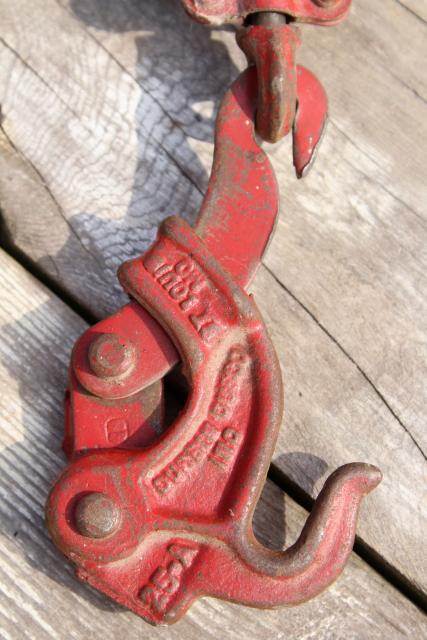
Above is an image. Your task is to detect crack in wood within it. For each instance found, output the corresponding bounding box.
[263,263,426,460]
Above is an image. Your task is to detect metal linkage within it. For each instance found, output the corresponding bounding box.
[47,67,381,625]
[182,0,350,173]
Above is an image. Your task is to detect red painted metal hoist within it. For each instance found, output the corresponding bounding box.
[46,0,382,625]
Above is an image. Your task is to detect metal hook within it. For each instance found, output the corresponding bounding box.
[47,211,381,625]
[237,21,329,175]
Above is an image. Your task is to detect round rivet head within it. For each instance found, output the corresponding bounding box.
[74,493,121,539]
[88,333,136,379]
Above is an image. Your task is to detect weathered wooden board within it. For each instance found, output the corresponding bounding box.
[399,0,427,23]
[0,248,425,638]
[0,0,426,599]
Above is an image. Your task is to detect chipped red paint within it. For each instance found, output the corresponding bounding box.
[236,24,328,156]
[69,67,279,444]
[47,217,381,625]
[68,65,326,455]
[47,66,381,624]
[237,22,301,142]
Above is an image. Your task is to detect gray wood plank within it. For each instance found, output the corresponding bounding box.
[0,0,426,598]
[0,248,425,638]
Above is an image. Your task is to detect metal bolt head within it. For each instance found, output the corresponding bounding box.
[88,333,136,379]
[74,493,121,538]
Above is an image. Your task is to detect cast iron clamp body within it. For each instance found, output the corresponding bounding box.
[46,0,382,626]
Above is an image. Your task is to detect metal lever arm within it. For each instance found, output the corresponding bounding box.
[47,217,381,625]
[67,66,327,456]
[67,67,281,455]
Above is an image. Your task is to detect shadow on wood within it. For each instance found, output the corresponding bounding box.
[0,301,128,612]
[40,0,241,317]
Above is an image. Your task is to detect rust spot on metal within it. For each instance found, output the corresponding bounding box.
[74,493,121,539]
[88,333,136,379]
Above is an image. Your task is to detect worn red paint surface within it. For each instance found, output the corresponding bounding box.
[68,65,326,455]
[237,22,301,142]
[48,219,381,624]
[47,66,381,625]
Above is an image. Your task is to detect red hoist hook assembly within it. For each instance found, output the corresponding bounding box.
[46,0,382,626]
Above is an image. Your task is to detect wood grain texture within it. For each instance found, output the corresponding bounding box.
[0,248,425,638]
[0,0,426,598]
